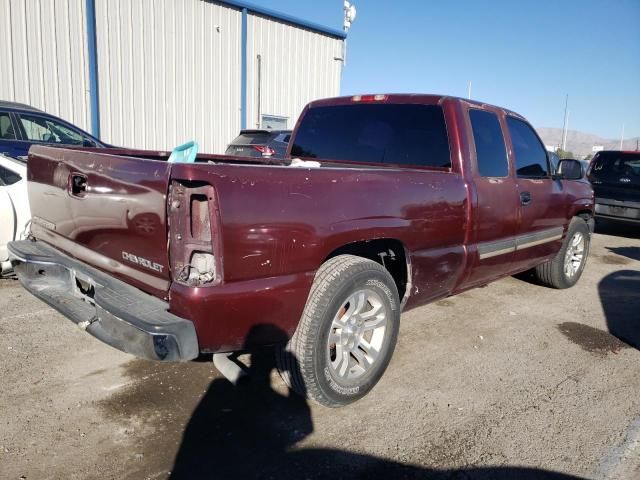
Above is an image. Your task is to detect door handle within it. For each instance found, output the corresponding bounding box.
[520,191,532,206]
[69,174,88,197]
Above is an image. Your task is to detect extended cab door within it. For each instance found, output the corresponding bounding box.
[461,107,520,288]
[505,116,566,271]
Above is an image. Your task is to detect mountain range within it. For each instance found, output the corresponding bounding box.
[536,127,639,158]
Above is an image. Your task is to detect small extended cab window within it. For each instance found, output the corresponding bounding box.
[0,113,16,140]
[291,103,451,169]
[18,114,84,145]
[507,116,549,178]
[469,109,508,177]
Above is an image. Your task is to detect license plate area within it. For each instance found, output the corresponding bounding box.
[71,270,97,305]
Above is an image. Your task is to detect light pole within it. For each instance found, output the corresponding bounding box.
[340,2,357,70]
[344,1,357,32]
[562,110,570,152]
[561,94,569,151]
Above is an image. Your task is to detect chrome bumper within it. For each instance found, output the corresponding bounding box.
[595,198,640,224]
[8,239,199,362]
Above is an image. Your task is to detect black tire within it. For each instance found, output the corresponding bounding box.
[276,255,400,407]
[533,217,591,289]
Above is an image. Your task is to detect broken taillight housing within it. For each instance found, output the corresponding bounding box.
[168,180,222,286]
[254,145,275,156]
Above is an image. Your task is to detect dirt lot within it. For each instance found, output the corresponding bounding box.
[1,222,639,480]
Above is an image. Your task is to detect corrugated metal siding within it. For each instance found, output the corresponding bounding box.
[94,0,241,153]
[246,13,343,130]
[0,0,90,131]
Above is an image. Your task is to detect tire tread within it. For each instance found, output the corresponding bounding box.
[277,255,397,407]
[533,217,590,289]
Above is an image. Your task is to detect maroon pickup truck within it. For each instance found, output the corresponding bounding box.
[9,94,594,407]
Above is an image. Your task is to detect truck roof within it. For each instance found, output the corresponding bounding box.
[307,94,525,119]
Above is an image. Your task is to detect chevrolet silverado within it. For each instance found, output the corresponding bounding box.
[9,94,594,407]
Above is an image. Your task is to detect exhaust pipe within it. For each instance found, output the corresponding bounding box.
[212,352,247,385]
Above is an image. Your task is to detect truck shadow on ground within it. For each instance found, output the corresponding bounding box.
[168,325,585,480]
[599,270,640,350]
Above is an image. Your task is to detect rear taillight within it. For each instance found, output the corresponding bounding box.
[254,145,275,156]
[352,94,388,102]
[168,180,222,286]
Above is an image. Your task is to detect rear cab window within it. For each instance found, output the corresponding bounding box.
[506,116,550,178]
[589,152,640,186]
[291,103,451,169]
[229,132,273,145]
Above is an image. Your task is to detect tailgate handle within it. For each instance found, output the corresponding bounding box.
[70,174,88,197]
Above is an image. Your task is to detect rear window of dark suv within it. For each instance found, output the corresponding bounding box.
[291,103,451,169]
[589,152,640,186]
[229,132,276,145]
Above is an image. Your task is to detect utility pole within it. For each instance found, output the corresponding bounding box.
[620,124,625,150]
[562,110,570,152]
[561,94,569,151]
[467,81,472,100]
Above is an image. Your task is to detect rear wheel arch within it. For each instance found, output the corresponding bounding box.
[277,254,401,406]
[323,238,411,307]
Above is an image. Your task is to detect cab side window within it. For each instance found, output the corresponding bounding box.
[506,116,549,178]
[0,113,17,140]
[18,114,84,145]
[469,109,508,177]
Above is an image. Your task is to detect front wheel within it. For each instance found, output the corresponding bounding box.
[276,255,400,407]
[533,217,590,289]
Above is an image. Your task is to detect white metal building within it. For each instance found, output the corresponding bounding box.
[0,0,346,153]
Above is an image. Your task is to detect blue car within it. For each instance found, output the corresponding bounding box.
[0,101,108,158]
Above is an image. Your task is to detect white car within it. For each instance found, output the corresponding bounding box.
[0,154,30,274]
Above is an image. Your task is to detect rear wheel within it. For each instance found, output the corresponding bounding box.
[533,217,590,289]
[276,255,400,407]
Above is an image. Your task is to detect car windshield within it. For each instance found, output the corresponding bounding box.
[589,152,640,185]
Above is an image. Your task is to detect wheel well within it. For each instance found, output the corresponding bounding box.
[325,239,409,301]
[576,210,593,222]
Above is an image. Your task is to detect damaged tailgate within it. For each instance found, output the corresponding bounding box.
[27,145,172,297]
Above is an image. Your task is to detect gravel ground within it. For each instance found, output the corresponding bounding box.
[0,221,638,480]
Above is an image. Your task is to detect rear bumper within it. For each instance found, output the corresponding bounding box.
[7,239,199,362]
[595,198,640,224]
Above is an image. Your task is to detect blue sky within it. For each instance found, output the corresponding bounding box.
[258,0,640,139]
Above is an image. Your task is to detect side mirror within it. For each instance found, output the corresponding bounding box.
[557,159,583,180]
[83,138,97,148]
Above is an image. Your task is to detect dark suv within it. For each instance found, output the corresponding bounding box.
[0,101,107,158]
[225,130,291,158]
[588,150,640,224]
